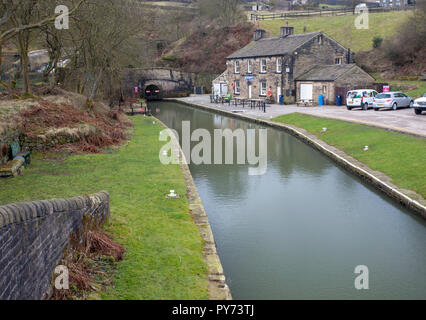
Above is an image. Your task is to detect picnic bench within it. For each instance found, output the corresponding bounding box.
[210,95,268,112]
[0,141,31,178]
[210,94,222,104]
[296,99,314,107]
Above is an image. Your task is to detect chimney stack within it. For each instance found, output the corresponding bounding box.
[280,26,294,38]
[253,29,266,41]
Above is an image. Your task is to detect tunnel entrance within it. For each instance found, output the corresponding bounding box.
[144,85,162,100]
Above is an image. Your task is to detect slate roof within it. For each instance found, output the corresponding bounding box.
[295,64,357,81]
[227,32,321,59]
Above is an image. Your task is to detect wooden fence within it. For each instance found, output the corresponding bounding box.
[250,5,415,21]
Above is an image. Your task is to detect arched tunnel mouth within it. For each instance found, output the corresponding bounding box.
[144,85,162,100]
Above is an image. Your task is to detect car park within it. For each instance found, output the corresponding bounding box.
[373,92,414,111]
[346,89,378,110]
[412,93,426,115]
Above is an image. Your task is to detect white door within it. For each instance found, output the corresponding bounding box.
[220,83,228,96]
[277,86,281,103]
[248,85,252,99]
[300,83,313,100]
[213,84,221,97]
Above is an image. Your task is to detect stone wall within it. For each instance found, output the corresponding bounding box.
[121,68,198,99]
[216,32,350,104]
[217,57,283,103]
[289,34,349,102]
[296,81,336,105]
[335,66,376,86]
[0,191,110,300]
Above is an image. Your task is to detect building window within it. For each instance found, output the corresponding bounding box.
[234,80,240,94]
[276,58,282,73]
[234,60,240,74]
[260,59,267,73]
[335,57,343,65]
[248,60,252,74]
[318,35,323,45]
[260,81,267,96]
[323,85,327,94]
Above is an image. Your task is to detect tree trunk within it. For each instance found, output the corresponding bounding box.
[22,53,30,94]
[17,32,31,94]
[0,44,5,88]
[88,69,103,101]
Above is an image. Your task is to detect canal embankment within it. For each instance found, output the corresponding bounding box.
[169,98,426,218]
[154,116,232,300]
[0,116,212,299]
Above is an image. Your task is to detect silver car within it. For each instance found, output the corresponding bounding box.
[373,91,414,111]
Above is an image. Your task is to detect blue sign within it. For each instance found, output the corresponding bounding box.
[245,76,254,81]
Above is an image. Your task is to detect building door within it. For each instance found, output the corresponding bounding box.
[277,86,281,103]
[300,83,313,100]
[213,84,221,97]
[220,83,228,96]
[248,84,252,99]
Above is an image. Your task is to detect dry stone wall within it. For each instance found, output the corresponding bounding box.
[0,191,110,300]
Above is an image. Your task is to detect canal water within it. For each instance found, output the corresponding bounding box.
[152,101,426,300]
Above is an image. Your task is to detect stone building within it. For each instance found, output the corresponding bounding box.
[213,27,358,104]
[295,64,375,104]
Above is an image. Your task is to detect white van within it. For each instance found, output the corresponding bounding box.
[346,89,378,110]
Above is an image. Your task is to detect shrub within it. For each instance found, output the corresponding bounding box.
[372,36,383,49]
[161,55,177,62]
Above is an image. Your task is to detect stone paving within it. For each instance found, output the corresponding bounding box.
[175,95,426,137]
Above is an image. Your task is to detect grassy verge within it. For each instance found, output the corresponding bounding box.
[259,11,411,52]
[0,116,208,300]
[272,113,426,198]
[372,73,426,99]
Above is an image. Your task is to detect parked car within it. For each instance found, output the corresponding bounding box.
[346,89,378,110]
[373,92,414,111]
[412,93,426,115]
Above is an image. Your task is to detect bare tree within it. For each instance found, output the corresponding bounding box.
[64,0,151,103]
[0,0,85,93]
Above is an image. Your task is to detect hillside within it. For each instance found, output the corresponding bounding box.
[259,11,412,52]
[158,23,255,74]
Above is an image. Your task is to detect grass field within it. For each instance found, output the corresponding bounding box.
[272,113,426,199]
[373,73,426,99]
[259,11,412,52]
[0,116,208,300]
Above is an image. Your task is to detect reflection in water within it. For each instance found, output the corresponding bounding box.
[153,101,426,300]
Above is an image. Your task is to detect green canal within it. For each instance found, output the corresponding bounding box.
[153,101,426,300]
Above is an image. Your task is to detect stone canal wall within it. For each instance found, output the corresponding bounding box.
[170,98,426,219]
[0,191,110,300]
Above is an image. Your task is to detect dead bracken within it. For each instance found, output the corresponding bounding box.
[52,230,124,300]
[13,96,132,154]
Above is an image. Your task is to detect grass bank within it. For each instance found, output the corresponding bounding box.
[259,11,411,52]
[272,113,426,199]
[0,116,208,300]
[372,73,426,99]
